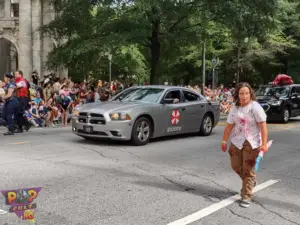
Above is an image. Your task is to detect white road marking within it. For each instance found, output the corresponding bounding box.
[0,209,7,215]
[167,179,280,225]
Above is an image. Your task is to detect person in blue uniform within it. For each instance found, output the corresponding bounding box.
[2,73,20,135]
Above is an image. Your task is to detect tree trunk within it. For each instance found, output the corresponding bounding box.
[150,19,160,85]
[236,43,241,84]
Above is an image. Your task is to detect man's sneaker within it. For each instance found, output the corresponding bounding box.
[4,130,14,135]
[14,128,23,133]
[240,199,251,208]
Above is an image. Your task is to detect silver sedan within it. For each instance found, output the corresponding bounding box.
[71,85,220,145]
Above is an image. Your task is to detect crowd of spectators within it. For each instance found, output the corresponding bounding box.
[184,84,235,115]
[0,76,235,129]
[0,77,124,128]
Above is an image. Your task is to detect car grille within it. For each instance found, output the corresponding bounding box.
[79,112,88,117]
[78,112,106,124]
[78,129,108,136]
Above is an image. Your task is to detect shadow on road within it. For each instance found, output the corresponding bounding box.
[134,179,236,200]
[268,118,300,125]
[253,196,300,212]
[72,130,219,147]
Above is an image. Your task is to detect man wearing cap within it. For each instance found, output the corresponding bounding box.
[14,70,31,132]
[1,73,21,135]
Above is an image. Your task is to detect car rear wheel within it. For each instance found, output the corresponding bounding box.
[281,107,289,123]
[200,114,213,136]
[131,117,151,146]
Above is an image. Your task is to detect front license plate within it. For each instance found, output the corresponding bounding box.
[83,125,93,133]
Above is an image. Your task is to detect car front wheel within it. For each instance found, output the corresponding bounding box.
[131,117,151,146]
[281,107,290,123]
[200,114,213,136]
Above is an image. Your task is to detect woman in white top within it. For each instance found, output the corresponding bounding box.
[221,82,268,208]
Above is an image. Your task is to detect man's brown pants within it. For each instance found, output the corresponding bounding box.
[229,140,259,200]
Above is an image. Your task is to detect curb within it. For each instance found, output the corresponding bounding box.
[220,115,228,120]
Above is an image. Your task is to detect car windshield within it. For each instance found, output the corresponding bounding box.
[256,86,290,97]
[112,87,165,103]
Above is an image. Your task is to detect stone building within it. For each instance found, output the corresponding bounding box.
[0,0,67,81]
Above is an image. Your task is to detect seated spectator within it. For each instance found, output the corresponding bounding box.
[33,92,42,105]
[24,110,39,128]
[29,101,44,127]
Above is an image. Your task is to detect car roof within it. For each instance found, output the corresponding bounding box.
[129,85,198,91]
[259,84,299,88]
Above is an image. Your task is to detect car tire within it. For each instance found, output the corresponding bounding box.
[131,117,152,146]
[281,107,289,123]
[200,114,213,136]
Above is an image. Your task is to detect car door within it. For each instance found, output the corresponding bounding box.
[160,89,189,136]
[292,86,300,116]
[182,90,206,131]
[290,86,300,116]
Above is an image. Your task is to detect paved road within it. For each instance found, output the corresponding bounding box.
[0,119,299,225]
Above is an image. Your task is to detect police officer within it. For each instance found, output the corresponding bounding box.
[2,73,20,135]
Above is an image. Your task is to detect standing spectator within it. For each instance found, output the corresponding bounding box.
[43,83,53,100]
[94,86,100,103]
[57,92,72,127]
[14,70,31,132]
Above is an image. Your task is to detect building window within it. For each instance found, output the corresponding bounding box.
[11,3,18,17]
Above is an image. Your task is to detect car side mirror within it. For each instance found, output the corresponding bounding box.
[205,96,212,105]
[162,98,174,104]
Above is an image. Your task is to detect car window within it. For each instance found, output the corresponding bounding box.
[112,87,164,103]
[183,91,200,102]
[290,86,300,95]
[256,86,290,97]
[163,90,182,104]
[111,88,139,101]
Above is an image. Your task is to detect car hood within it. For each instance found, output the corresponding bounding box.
[77,101,144,113]
[256,96,285,104]
[256,96,272,103]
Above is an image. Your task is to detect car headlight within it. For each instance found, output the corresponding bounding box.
[109,112,131,121]
[268,100,281,106]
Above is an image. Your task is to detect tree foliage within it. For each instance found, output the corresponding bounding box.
[41,0,300,86]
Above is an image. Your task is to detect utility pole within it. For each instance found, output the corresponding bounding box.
[202,43,206,93]
[108,53,112,87]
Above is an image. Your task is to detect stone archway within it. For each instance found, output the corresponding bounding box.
[1,34,19,55]
[0,34,19,77]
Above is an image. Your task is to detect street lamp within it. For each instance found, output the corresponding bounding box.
[108,53,112,86]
